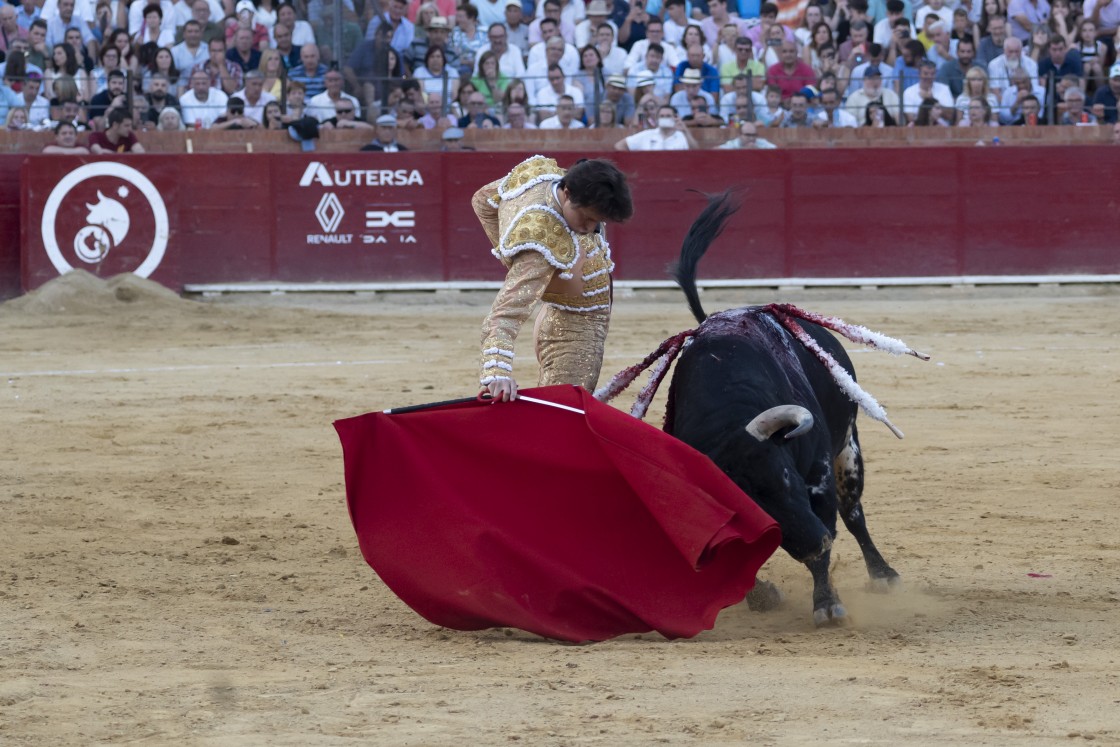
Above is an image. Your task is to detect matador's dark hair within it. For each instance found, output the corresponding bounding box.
[559,158,634,223]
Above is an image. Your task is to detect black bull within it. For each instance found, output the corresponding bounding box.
[596,193,928,626]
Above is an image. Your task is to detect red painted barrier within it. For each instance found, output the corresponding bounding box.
[9,147,1120,297]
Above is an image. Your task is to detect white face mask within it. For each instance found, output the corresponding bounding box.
[657,116,676,129]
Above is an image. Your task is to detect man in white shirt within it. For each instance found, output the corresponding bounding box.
[625,18,680,73]
[307,69,360,121]
[172,20,209,91]
[614,103,697,149]
[527,17,579,75]
[525,36,569,97]
[539,94,586,127]
[592,22,627,75]
[844,64,901,118]
[902,59,955,121]
[474,21,528,77]
[626,42,675,98]
[502,102,538,128]
[574,0,615,48]
[535,63,585,121]
[815,87,859,126]
[669,68,714,117]
[232,70,277,123]
[179,68,228,127]
[987,36,1039,96]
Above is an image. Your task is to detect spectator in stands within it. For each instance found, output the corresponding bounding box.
[781,91,814,127]
[46,42,91,102]
[626,18,679,73]
[225,0,270,50]
[194,37,242,95]
[1075,19,1105,94]
[360,113,409,150]
[846,64,900,117]
[504,0,530,59]
[528,16,579,77]
[180,67,228,126]
[988,36,1038,96]
[863,99,898,125]
[472,49,511,106]
[107,29,141,79]
[718,119,778,148]
[419,91,457,127]
[1007,93,1044,123]
[50,97,88,130]
[232,69,275,122]
[89,107,145,151]
[276,2,315,47]
[135,4,175,48]
[593,22,626,76]
[1113,120,1120,143]
[143,72,181,124]
[413,40,459,103]
[676,43,720,94]
[960,96,998,124]
[290,42,329,98]
[1059,85,1097,122]
[321,97,374,129]
[176,0,224,45]
[998,66,1046,121]
[535,62,585,120]
[172,20,209,86]
[626,42,673,99]
[681,93,724,126]
[873,0,913,46]
[668,67,714,116]
[142,46,179,94]
[755,83,787,125]
[803,22,836,72]
[615,103,697,149]
[501,77,531,113]
[602,74,634,124]
[476,21,526,78]
[227,27,261,74]
[617,0,649,49]
[261,99,284,129]
[1038,33,1083,91]
[718,72,761,120]
[525,34,565,98]
[210,95,259,128]
[1007,0,1050,43]
[768,40,816,103]
[938,37,981,98]
[903,59,955,121]
[923,21,956,68]
[365,0,414,57]
[5,105,30,130]
[912,96,951,125]
[283,78,307,120]
[747,2,794,47]
[720,36,763,91]
[270,21,301,70]
[503,101,536,127]
[256,48,282,98]
[893,39,926,93]
[572,44,605,100]
[88,69,128,127]
[0,5,29,57]
[539,92,584,127]
[977,12,1008,67]
[308,68,358,121]
[816,86,859,126]
[450,3,487,76]
[1091,62,1120,123]
[954,67,998,118]
[42,119,89,152]
[25,19,49,72]
[458,88,501,127]
[45,0,91,56]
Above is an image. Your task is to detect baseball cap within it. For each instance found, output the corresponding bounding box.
[235,0,254,15]
[863,64,882,78]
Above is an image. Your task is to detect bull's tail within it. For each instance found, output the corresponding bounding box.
[670,191,741,324]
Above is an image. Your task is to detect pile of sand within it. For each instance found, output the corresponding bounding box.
[2,270,194,315]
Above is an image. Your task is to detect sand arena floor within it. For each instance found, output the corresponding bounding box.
[1,272,1118,746]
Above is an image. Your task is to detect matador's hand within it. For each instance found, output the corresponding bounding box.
[482,378,519,402]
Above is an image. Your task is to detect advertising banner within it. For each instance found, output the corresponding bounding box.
[21,158,180,292]
[271,155,445,282]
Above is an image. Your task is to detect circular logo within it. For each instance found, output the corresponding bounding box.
[41,162,169,278]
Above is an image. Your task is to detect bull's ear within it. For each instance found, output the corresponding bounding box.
[745,405,813,442]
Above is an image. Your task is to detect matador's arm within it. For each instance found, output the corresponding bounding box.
[480,251,555,387]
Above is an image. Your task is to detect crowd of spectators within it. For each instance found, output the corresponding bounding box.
[3,0,1120,152]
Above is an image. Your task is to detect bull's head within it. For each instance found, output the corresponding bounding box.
[746,405,814,442]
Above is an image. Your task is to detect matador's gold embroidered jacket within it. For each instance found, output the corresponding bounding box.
[473,155,614,387]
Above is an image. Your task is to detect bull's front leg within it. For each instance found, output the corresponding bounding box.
[835,424,901,591]
[805,547,847,627]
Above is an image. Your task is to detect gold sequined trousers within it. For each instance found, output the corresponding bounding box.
[533,306,610,391]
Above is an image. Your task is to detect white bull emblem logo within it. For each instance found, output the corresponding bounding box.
[73,189,131,263]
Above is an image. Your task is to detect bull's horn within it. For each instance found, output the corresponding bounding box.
[745,405,814,442]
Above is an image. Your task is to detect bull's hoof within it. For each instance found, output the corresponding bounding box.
[867,573,903,594]
[813,603,848,627]
[746,580,783,612]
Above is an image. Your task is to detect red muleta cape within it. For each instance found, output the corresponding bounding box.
[334,385,781,643]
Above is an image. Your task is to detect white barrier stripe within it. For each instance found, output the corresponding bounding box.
[1,359,400,379]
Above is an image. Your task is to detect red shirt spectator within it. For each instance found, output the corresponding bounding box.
[768,40,817,101]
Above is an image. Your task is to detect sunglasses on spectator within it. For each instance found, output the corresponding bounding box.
[337,107,355,114]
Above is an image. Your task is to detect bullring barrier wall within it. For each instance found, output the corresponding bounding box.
[6,146,1120,300]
